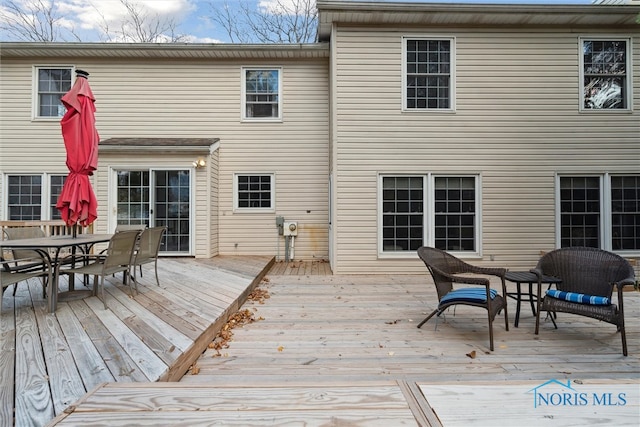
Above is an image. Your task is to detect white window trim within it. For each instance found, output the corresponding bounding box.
[555,173,640,256]
[107,167,195,256]
[377,173,481,259]
[401,36,456,113]
[32,65,75,121]
[233,173,276,213]
[241,67,283,122]
[578,36,633,113]
[3,173,66,220]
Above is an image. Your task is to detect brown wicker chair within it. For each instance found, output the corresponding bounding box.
[532,247,635,356]
[417,247,509,351]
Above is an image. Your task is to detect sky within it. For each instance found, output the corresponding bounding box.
[0,0,607,43]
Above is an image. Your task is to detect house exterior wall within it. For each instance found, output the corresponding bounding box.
[0,55,330,260]
[215,61,329,260]
[330,26,640,274]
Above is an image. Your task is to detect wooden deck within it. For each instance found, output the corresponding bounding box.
[1,256,273,427]
[3,260,639,426]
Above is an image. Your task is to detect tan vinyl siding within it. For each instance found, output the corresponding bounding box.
[0,61,74,174]
[1,56,329,261]
[331,27,640,274]
[214,62,329,260]
[209,146,220,257]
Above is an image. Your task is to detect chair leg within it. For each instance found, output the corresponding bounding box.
[503,302,509,332]
[92,275,99,296]
[488,311,494,352]
[548,312,558,329]
[417,308,440,329]
[129,266,138,296]
[619,323,628,357]
[99,276,107,310]
[131,265,138,295]
[154,260,160,286]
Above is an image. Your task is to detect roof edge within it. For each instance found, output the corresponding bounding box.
[0,42,330,59]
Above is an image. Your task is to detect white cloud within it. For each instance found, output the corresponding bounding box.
[258,0,316,15]
[57,0,196,41]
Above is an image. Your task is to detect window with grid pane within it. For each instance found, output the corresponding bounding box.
[405,38,451,109]
[237,175,273,209]
[582,40,628,110]
[382,177,424,251]
[243,69,280,119]
[611,176,640,251]
[434,177,476,251]
[7,175,42,220]
[560,177,601,248]
[36,67,72,117]
[117,171,150,224]
[50,175,66,220]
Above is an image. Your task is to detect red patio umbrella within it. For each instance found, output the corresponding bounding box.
[56,69,99,230]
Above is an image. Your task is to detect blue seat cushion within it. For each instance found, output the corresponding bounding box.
[546,289,610,306]
[440,288,498,305]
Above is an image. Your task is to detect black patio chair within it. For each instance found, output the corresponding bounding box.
[532,247,635,356]
[417,247,509,351]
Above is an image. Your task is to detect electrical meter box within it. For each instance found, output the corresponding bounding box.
[283,222,298,236]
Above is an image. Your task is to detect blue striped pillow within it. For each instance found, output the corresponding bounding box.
[546,289,610,306]
[440,288,498,305]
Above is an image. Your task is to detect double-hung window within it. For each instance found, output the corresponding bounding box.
[242,68,281,121]
[6,174,67,220]
[234,174,275,211]
[380,174,478,255]
[580,38,631,111]
[403,37,455,111]
[558,174,639,253]
[34,66,72,118]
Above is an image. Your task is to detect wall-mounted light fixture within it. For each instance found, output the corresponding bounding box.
[193,158,206,169]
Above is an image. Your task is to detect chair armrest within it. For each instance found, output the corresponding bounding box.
[56,254,104,268]
[466,265,506,279]
[430,265,491,286]
[450,274,491,286]
[613,277,636,291]
[2,255,50,272]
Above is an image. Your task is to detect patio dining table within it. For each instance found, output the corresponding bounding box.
[0,233,113,312]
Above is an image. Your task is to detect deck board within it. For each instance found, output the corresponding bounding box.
[0,293,16,425]
[14,284,55,427]
[49,383,420,426]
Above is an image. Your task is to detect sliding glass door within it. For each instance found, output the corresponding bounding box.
[115,169,192,255]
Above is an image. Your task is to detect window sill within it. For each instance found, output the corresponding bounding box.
[241,118,283,123]
[578,108,633,114]
[401,108,456,114]
[32,117,63,122]
[378,251,481,260]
